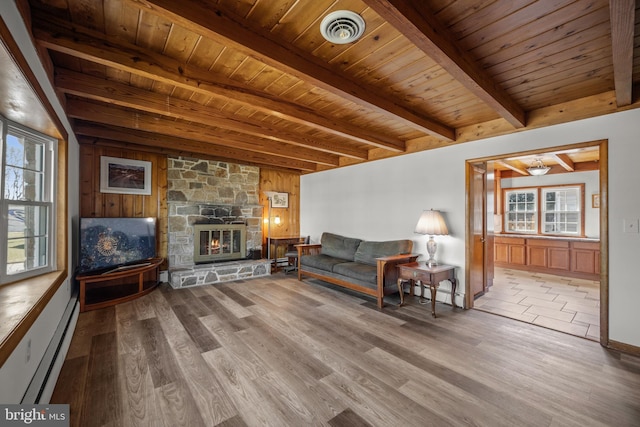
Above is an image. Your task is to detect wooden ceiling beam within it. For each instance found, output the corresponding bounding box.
[31,13,405,152]
[609,0,635,106]
[453,91,622,145]
[553,153,575,172]
[74,125,311,172]
[123,0,455,140]
[496,160,528,176]
[363,0,526,129]
[498,162,599,178]
[76,136,304,174]
[66,99,338,167]
[55,68,368,160]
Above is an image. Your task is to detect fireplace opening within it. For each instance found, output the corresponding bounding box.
[194,223,246,263]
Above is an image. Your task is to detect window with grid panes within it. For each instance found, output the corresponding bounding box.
[505,189,537,233]
[542,186,581,235]
[0,117,56,283]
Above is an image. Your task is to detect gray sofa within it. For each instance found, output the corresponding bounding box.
[297,232,418,308]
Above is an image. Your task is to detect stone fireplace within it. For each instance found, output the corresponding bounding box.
[166,157,270,287]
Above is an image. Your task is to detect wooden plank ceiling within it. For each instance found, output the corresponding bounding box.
[25,0,639,174]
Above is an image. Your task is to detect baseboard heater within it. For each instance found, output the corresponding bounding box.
[21,292,79,404]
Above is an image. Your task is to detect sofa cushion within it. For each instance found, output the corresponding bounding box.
[320,232,362,261]
[354,239,413,266]
[300,254,347,272]
[333,262,377,284]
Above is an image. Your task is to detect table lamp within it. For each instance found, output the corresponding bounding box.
[414,209,449,267]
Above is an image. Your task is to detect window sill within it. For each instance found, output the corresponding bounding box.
[0,270,67,367]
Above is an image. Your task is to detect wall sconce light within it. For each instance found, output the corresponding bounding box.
[265,216,282,225]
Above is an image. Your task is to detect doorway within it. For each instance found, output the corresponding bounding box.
[465,140,608,345]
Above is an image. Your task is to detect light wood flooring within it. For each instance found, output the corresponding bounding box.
[51,274,640,426]
[475,268,601,341]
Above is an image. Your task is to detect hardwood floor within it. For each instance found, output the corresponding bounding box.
[51,274,640,426]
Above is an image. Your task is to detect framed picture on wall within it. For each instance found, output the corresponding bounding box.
[100,156,152,195]
[271,192,289,208]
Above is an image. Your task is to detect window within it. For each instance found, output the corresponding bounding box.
[0,117,56,283]
[542,186,581,235]
[503,184,584,236]
[505,189,537,233]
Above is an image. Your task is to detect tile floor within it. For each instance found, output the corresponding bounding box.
[474,267,601,341]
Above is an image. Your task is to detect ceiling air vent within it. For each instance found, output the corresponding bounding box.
[320,10,366,44]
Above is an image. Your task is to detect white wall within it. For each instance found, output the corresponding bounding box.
[501,170,600,238]
[0,0,80,402]
[301,109,640,348]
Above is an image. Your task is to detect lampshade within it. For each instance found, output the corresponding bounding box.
[526,158,550,176]
[414,210,449,236]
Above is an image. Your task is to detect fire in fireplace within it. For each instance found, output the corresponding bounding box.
[194,223,246,263]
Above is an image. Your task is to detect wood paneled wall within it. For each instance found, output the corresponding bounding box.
[79,145,301,266]
[79,145,168,265]
[260,169,301,241]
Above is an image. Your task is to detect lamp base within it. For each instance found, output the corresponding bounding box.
[426,236,438,268]
[425,258,438,268]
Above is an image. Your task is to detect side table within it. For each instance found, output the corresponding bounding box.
[396,262,457,317]
[267,236,303,272]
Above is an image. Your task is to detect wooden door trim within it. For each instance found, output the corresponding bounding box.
[598,140,609,346]
[465,139,609,346]
[464,162,476,309]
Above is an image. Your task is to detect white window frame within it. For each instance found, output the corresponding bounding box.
[504,189,538,233]
[0,117,57,283]
[541,185,583,236]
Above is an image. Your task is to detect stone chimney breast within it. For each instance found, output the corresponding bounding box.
[167,157,262,268]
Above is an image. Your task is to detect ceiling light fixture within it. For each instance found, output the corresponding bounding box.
[320,10,366,44]
[527,158,550,176]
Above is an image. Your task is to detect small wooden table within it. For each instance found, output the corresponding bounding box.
[267,236,303,272]
[396,262,457,317]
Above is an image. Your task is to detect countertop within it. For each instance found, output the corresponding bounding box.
[492,233,599,243]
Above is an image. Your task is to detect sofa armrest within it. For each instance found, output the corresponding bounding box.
[297,244,322,280]
[375,254,420,308]
[376,253,420,264]
[297,243,322,257]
